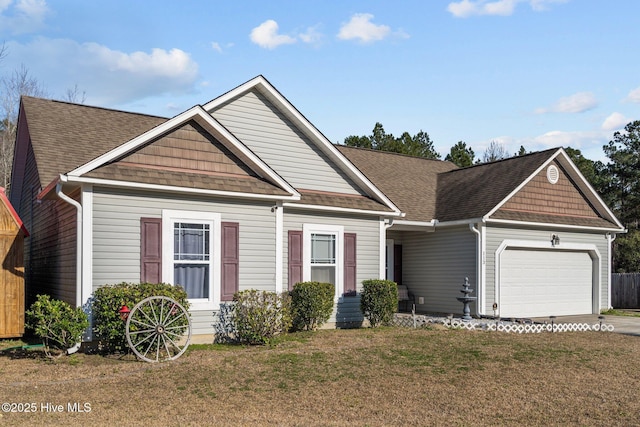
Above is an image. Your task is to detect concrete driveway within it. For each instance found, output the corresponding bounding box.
[531,313,640,336]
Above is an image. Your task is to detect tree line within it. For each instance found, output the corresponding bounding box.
[343,121,640,273]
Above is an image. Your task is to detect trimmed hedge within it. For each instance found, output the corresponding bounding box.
[92,282,189,352]
[360,279,398,327]
[290,281,335,331]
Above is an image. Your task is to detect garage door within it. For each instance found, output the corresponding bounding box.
[500,249,593,318]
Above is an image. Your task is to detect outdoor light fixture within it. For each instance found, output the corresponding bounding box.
[118,305,131,321]
[551,234,560,246]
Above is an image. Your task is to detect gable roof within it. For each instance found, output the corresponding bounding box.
[337,145,457,222]
[204,75,402,216]
[19,96,166,190]
[340,145,623,231]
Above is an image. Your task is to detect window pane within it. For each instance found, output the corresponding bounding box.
[174,223,210,260]
[311,233,335,264]
[311,266,335,285]
[174,264,209,299]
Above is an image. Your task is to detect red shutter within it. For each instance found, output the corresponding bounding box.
[288,230,303,291]
[344,233,357,296]
[221,222,239,301]
[140,218,162,283]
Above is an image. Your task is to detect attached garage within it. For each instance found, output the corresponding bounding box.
[497,243,599,318]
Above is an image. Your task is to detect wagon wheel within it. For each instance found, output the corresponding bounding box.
[125,296,192,363]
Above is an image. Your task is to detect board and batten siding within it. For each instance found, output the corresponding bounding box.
[211,90,364,195]
[400,226,477,315]
[283,209,382,325]
[91,187,278,334]
[484,225,611,313]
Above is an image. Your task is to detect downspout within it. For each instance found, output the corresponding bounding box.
[55,179,83,310]
[469,223,482,317]
[607,232,617,310]
[55,179,83,353]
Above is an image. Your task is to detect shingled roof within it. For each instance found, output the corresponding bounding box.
[435,149,557,222]
[339,145,621,229]
[337,145,457,221]
[21,96,167,189]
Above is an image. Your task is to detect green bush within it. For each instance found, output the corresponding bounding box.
[91,282,189,352]
[290,281,335,331]
[360,279,398,327]
[26,294,89,357]
[232,290,292,345]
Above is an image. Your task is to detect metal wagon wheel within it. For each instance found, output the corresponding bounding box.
[125,296,192,363]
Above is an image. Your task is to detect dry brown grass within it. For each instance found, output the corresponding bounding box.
[1,327,639,426]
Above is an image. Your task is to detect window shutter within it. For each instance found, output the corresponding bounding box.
[288,230,303,291]
[221,222,239,301]
[140,218,162,283]
[344,233,357,296]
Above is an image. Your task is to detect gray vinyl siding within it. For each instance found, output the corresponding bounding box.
[484,225,611,313]
[400,226,477,315]
[211,90,364,195]
[283,209,382,326]
[91,187,277,334]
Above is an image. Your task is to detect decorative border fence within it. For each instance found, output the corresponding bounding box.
[393,313,614,333]
[611,273,640,309]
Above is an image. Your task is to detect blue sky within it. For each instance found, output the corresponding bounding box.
[1,0,639,162]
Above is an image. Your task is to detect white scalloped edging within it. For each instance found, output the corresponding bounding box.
[392,314,614,333]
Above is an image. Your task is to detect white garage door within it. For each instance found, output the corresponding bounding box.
[500,249,593,318]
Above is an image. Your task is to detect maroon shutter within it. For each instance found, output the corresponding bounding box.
[221,222,239,301]
[344,233,357,296]
[140,218,162,283]
[288,230,303,291]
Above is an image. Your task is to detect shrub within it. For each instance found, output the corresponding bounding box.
[91,282,189,352]
[360,279,398,327]
[290,281,335,331]
[231,290,292,345]
[26,294,89,357]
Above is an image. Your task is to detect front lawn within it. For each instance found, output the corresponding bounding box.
[1,327,638,426]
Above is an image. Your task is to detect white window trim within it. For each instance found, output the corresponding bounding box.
[162,210,221,311]
[303,224,344,301]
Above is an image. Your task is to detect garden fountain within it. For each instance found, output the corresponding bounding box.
[456,277,477,321]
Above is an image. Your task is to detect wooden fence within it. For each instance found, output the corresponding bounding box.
[611,273,640,309]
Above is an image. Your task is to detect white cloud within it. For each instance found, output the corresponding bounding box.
[299,25,323,44]
[602,112,630,131]
[4,38,199,106]
[625,86,640,103]
[0,0,48,34]
[447,0,568,18]
[337,13,391,43]
[211,42,223,53]
[250,20,296,49]
[535,92,598,114]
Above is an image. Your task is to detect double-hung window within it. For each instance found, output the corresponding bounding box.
[303,224,343,300]
[163,210,221,310]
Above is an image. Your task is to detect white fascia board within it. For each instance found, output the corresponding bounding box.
[282,202,402,217]
[389,219,438,230]
[67,104,299,198]
[486,217,625,233]
[204,76,402,216]
[64,175,300,202]
[434,218,485,228]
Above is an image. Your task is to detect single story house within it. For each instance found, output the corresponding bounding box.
[10,75,624,338]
